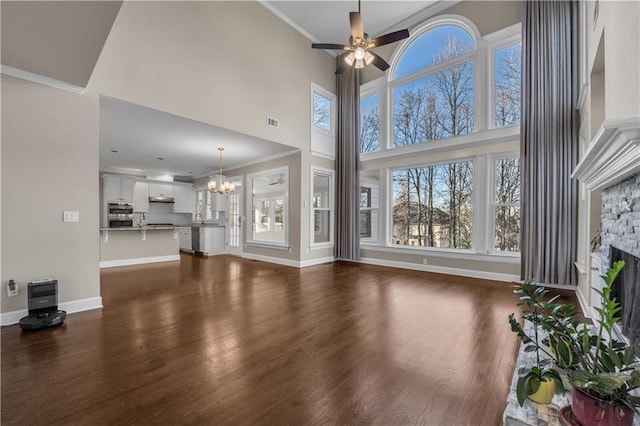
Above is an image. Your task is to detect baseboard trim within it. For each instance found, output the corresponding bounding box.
[100,255,180,268]
[1,296,103,326]
[575,284,592,319]
[359,257,520,282]
[300,256,335,267]
[241,253,335,268]
[241,252,300,268]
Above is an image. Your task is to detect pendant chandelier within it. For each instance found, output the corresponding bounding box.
[208,147,235,194]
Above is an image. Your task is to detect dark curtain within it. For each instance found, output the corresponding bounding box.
[521,0,580,285]
[335,57,361,260]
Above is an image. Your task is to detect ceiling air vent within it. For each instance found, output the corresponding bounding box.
[266,116,279,128]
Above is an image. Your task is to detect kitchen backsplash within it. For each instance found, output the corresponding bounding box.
[135,202,192,226]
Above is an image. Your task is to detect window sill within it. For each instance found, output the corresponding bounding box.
[360,243,521,264]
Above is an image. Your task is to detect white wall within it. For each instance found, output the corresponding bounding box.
[89,1,335,150]
[1,75,101,316]
[588,0,640,121]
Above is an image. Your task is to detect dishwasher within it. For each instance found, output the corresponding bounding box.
[191,227,201,254]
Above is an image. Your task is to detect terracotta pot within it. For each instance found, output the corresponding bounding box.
[572,388,634,426]
[528,378,556,405]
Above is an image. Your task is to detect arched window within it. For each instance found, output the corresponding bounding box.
[391,24,476,147]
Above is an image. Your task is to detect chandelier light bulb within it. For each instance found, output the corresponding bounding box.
[354,46,365,60]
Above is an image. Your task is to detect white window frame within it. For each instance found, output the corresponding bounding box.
[310,166,334,249]
[360,187,372,238]
[194,187,215,222]
[485,23,522,130]
[488,153,521,256]
[246,166,290,250]
[310,83,336,159]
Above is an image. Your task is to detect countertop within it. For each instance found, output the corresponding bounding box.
[100,224,225,231]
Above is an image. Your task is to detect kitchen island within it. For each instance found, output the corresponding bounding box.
[99,226,189,268]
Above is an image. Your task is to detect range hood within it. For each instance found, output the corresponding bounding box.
[149,195,175,203]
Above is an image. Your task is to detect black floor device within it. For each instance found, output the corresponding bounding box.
[19,279,66,331]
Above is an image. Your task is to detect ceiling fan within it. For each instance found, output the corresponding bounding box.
[311,0,410,74]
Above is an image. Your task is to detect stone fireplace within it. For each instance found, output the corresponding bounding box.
[573,116,640,345]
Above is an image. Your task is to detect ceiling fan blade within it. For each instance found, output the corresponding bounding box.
[370,29,410,47]
[370,51,390,72]
[349,11,364,39]
[312,43,348,50]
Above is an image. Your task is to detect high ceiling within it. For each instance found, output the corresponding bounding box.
[262,1,441,49]
[2,1,449,181]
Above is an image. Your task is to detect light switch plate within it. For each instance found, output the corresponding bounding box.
[63,211,80,222]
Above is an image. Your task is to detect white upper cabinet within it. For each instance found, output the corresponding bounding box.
[174,183,194,213]
[103,176,135,203]
[149,182,175,198]
[134,180,149,212]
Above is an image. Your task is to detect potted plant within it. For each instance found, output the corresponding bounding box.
[509,284,566,405]
[509,260,640,426]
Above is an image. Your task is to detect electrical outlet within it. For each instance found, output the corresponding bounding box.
[7,280,18,297]
[63,211,80,223]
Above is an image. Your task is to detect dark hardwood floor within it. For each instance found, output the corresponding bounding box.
[1,255,579,425]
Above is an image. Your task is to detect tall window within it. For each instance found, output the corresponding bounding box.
[495,43,522,127]
[360,94,380,153]
[360,188,372,237]
[313,92,331,131]
[392,161,473,249]
[311,83,336,159]
[358,18,521,258]
[248,168,288,246]
[392,25,475,147]
[312,168,334,245]
[194,189,213,221]
[360,171,380,242]
[493,157,520,251]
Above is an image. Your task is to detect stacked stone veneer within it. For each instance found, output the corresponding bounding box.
[601,174,640,258]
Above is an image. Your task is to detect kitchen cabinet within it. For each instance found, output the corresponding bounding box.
[199,227,225,255]
[103,176,135,203]
[174,183,194,214]
[149,182,175,198]
[134,180,149,212]
[178,227,192,250]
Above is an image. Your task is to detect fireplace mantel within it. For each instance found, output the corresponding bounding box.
[572,117,640,191]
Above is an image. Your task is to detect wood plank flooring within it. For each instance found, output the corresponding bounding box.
[1,255,579,425]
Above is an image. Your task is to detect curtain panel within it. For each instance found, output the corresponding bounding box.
[335,58,361,261]
[521,0,580,285]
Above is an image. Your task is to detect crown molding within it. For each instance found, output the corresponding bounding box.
[572,117,640,191]
[1,64,85,94]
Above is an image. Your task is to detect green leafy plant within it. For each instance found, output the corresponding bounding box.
[509,260,640,412]
[509,298,565,405]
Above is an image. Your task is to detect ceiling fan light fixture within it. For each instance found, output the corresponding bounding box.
[354,46,365,60]
[355,58,365,69]
[344,51,356,66]
[364,50,375,65]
